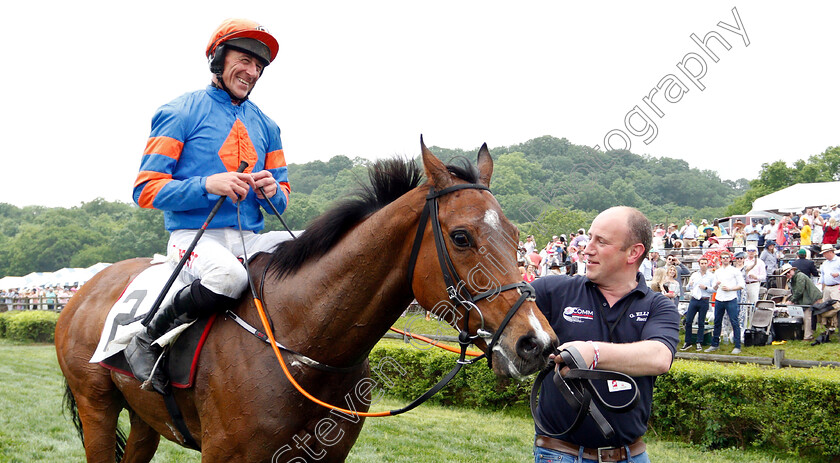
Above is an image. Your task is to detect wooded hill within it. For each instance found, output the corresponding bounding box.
[0,135,759,277]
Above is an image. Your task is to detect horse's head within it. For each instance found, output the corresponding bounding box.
[410,138,559,378]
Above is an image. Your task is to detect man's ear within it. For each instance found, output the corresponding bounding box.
[628,243,646,266]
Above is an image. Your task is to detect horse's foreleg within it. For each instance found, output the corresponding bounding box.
[119,409,161,463]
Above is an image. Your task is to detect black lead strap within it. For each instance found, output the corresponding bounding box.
[530,347,639,440]
[531,288,642,440]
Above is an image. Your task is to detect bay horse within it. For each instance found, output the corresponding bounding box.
[55,140,559,462]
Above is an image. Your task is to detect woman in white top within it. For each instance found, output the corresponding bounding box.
[811,209,825,245]
[663,265,681,302]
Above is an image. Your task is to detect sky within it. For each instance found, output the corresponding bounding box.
[2,1,839,208]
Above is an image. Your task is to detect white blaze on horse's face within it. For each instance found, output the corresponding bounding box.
[483,209,501,233]
[528,309,552,347]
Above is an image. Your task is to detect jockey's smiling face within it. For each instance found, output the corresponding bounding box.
[219,49,263,101]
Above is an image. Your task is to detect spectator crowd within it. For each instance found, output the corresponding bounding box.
[518,204,840,351]
[0,286,77,311]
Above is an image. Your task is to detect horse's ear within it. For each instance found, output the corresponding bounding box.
[421,135,455,189]
[476,143,493,187]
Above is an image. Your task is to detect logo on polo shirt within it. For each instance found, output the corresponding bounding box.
[629,311,649,322]
[563,306,594,323]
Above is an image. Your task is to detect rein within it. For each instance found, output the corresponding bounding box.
[237,182,534,417]
[530,347,640,440]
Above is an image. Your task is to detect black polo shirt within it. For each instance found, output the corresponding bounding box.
[791,258,819,279]
[531,273,679,448]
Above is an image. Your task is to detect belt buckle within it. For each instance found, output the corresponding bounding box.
[597,446,619,463]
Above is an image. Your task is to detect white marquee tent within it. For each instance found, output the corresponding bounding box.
[0,263,112,290]
[748,181,840,215]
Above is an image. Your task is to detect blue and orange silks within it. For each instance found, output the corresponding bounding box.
[133,85,289,232]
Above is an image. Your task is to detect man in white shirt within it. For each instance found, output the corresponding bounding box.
[640,257,653,282]
[706,251,745,354]
[762,218,778,246]
[819,244,840,302]
[681,257,716,351]
[679,219,699,242]
[744,219,761,247]
[523,235,536,255]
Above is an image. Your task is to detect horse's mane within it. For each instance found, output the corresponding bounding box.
[266,156,479,279]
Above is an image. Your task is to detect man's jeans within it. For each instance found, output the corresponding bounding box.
[684,297,709,344]
[534,445,651,463]
[712,298,741,348]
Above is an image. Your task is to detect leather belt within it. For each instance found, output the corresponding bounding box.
[535,435,646,462]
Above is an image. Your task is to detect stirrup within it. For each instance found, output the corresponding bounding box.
[140,348,169,394]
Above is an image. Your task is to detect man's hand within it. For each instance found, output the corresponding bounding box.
[251,170,277,199]
[549,341,596,375]
[206,172,253,203]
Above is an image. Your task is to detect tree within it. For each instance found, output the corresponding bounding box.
[268,193,322,231]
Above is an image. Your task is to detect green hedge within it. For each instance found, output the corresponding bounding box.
[0,310,60,343]
[369,341,531,409]
[370,342,840,459]
[651,360,840,460]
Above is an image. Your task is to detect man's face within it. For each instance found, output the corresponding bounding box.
[747,249,757,259]
[699,259,708,270]
[667,256,678,265]
[584,209,637,284]
[685,219,691,225]
[220,49,263,100]
[720,254,732,266]
[825,250,836,260]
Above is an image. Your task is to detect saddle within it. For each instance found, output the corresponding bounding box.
[100,313,218,389]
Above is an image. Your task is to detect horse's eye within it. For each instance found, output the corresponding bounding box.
[450,231,472,248]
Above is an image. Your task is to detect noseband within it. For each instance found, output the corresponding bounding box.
[406,183,536,369]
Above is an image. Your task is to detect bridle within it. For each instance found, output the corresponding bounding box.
[238,181,539,417]
[406,182,536,370]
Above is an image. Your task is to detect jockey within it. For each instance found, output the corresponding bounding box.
[126,18,291,384]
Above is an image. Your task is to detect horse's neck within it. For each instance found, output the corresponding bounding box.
[266,188,426,366]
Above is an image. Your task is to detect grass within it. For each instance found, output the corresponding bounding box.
[0,339,827,463]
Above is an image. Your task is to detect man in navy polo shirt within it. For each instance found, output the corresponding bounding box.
[531,206,679,463]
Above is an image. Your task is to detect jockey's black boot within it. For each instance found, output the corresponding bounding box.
[124,285,197,390]
[125,280,238,392]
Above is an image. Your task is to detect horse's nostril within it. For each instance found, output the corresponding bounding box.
[516,335,540,359]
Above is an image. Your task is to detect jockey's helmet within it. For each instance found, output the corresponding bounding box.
[206,18,279,75]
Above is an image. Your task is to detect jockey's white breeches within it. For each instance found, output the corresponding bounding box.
[167,229,293,298]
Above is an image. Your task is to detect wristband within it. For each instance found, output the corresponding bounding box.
[587,340,600,369]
